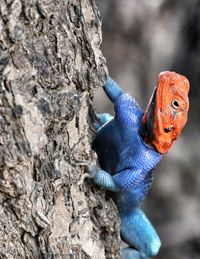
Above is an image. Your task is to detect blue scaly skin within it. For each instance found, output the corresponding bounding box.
[92,77,162,258]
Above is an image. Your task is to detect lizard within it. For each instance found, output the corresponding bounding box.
[90,71,190,259]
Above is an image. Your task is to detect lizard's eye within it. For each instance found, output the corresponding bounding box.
[171,99,180,109]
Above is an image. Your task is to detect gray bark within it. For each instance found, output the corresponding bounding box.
[0,0,120,258]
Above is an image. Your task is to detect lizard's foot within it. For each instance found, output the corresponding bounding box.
[78,151,119,192]
[88,150,99,178]
[121,247,148,259]
[88,160,99,178]
[78,152,98,185]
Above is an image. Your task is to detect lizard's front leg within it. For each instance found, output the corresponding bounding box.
[89,162,120,192]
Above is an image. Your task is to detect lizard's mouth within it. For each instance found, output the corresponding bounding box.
[152,137,176,154]
[164,126,174,133]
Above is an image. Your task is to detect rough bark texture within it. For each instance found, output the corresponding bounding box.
[0,0,120,258]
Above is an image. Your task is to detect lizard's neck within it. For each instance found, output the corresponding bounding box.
[139,122,156,151]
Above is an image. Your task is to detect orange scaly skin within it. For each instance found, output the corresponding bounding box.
[142,71,190,154]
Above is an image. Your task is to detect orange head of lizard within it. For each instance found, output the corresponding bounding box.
[141,71,190,154]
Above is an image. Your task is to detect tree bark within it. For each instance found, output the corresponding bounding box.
[0,0,120,258]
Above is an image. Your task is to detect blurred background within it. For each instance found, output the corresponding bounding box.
[94,1,200,258]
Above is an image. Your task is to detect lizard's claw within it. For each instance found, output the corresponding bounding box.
[78,152,99,185]
[90,150,98,162]
[88,161,99,178]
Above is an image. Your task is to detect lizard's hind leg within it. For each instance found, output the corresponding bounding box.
[120,207,161,258]
[95,113,113,130]
[121,247,147,259]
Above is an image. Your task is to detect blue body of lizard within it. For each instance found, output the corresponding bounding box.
[92,77,163,258]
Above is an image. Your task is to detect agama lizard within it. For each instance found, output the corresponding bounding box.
[91,71,189,258]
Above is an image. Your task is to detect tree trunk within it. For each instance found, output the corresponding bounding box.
[0,0,120,258]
